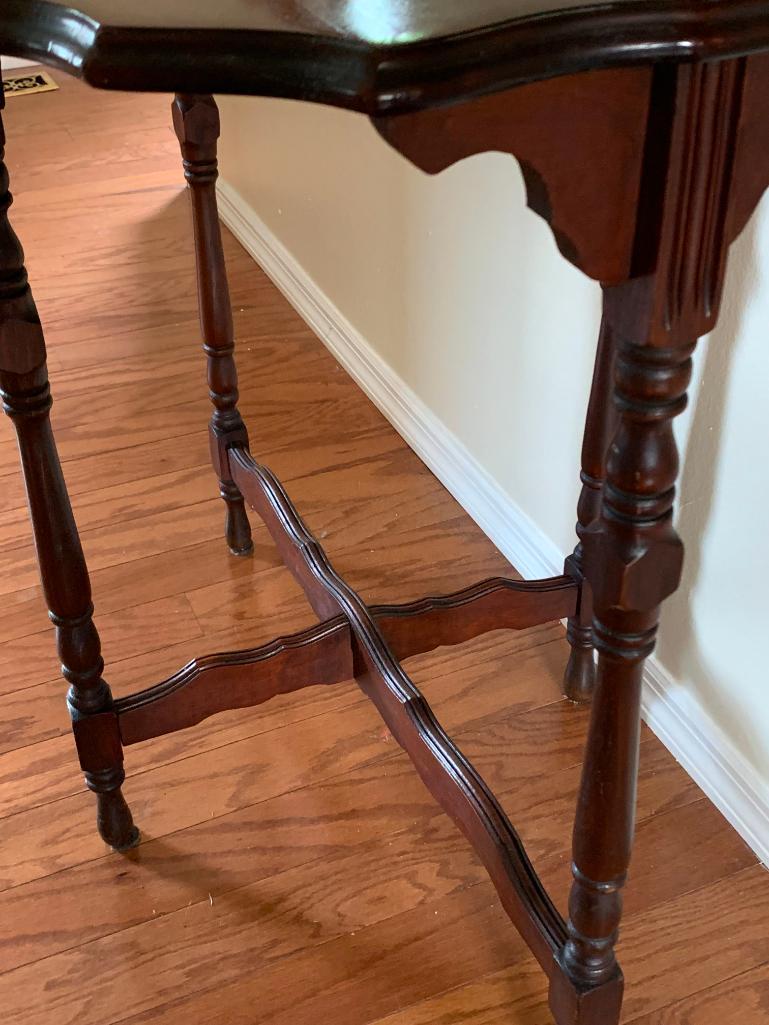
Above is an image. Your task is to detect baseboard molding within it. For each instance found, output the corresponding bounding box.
[641,662,769,865]
[217,176,769,866]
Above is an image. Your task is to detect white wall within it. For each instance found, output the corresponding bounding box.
[1,57,39,70]
[217,95,769,862]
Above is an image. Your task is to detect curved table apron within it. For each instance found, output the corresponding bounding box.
[1,4,769,1025]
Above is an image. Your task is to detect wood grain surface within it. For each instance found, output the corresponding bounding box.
[0,73,764,1025]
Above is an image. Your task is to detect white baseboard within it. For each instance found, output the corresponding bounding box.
[217,177,769,866]
[641,663,769,865]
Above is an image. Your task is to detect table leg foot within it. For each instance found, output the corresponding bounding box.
[549,964,624,1025]
[562,631,595,704]
[221,481,253,555]
[89,773,140,851]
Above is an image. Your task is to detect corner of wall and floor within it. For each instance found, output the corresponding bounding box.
[215,167,769,871]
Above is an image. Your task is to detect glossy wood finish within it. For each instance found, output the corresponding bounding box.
[562,309,618,703]
[5,1,769,114]
[375,67,653,283]
[373,575,577,662]
[230,447,569,974]
[117,618,354,744]
[2,7,769,1025]
[117,575,577,745]
[0,65,598,1018]
[172,93,253,555]
[0,77,764,1025]
[375,52,769,1024]
[0,89,138,851]
[565,59,761,1023]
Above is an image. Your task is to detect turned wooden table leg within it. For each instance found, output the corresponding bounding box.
[550,58,747,1023]
[173,93,253,556]
[0,99,138,850]
[554,324,694,1023]
[563,304,618,703]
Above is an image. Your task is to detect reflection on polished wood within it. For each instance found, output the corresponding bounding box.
[4,0,769,112]
[0,74,762,1025]
[117,573,577,744]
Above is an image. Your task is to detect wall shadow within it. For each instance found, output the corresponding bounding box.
[657,211,764,777]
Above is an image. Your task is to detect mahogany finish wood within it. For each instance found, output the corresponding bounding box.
[572,60,763,1023]
[0,78,764,1025]
[2,6,769,1025]
[5,1,769,114]
[372,575,578,662]
[116,618,355,745]
[562,309,618,703]
[0,91,138,852]
[374,67,653,283]
[230,446,568,976]
[117,575,577,745]
[172,93,253,556]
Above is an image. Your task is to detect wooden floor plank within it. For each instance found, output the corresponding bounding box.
[0,637,570,887]
[360,866,769,1025]
[627,961,769,1024]
[0,69,764,1025]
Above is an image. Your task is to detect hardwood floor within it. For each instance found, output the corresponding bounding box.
[0,73,766,1025]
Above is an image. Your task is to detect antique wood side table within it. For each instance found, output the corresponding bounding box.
[3,3,769,1024]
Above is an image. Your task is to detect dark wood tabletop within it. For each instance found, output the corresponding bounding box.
[10,0,625,36]
[3,0,769,113]
[2,6,769,1025]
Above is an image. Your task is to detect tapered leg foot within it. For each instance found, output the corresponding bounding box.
[563,622,595,704]
[91,777,140,851]
[221,481,253,556]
